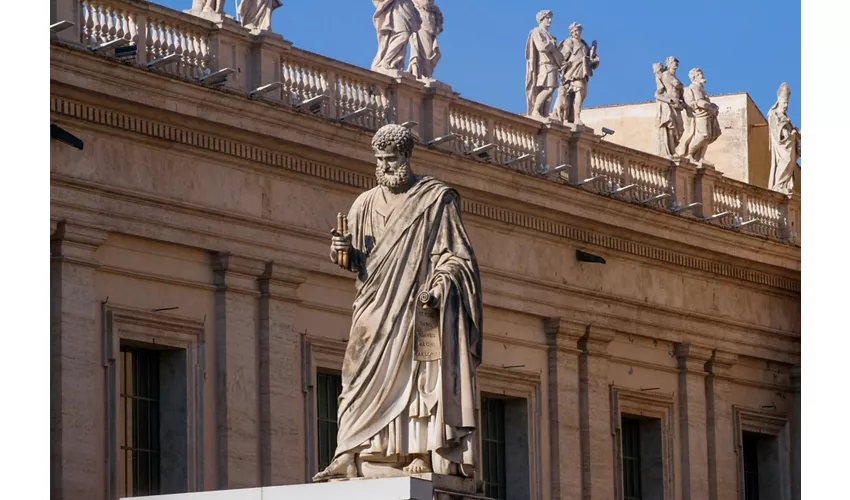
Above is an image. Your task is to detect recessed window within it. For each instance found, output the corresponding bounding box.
[316,371,342,472]
[120,347,162,497]
[741,430,780,500]
[620,415,664,500]
[621,416,642,500]
[481,397,507,500]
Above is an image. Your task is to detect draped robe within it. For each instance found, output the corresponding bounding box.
[333,176,482,472]
[371,0,422,72]
[768,106,800,193]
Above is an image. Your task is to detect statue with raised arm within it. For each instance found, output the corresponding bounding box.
[372,0,422,74]
[408,0,443,80]
[525,10,563,119]
[675,68,721,162]
[313,124,483,482]
[652,56,685,158]
[768,83,801,193]
[553,22,600,126]
[237,0,282,32]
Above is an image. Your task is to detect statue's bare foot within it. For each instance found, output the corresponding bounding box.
[312,453,358,482]
[403,455,433,475]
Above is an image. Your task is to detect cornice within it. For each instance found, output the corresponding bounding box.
[50,95,799,293]
[49,45,800,270]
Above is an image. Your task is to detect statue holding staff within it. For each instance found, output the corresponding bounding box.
[314,124,483,481]
[675,67,721,162]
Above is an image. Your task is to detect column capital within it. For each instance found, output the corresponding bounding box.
[674,342,713,373]
[213,252,267,294]
[51,220,108,264]
[259,261,307,301]
[580,325,615,356]
[704,349,738,379]
[544,317,586,350]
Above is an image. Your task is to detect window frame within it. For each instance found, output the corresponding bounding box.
[302,335,347,481]
[103,303,205,499]
[732,405,791,500]
[476,364,542,500]
[610,386,675,500]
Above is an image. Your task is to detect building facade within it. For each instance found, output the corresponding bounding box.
[50,1,800,499]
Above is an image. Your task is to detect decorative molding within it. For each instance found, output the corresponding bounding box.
[478,364,544,500]
[732,406,791,500]
[543,317,586,352]
[674,342,714,373]
[50,219,108,265]
[610,386,676,500]
[102,303,206,497]
[705,349,739,379]
[580,325,616,356]
[50,96,800,293]
[259,261,307,302]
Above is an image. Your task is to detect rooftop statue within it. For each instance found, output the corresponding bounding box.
[768,83,801,193]
[312,124,483,481]
[237,0,282,32]
[408,0,444,80]
[652,56,685,158]
[553,22,600,126]
[675,68,721,162]
[372,0,423,76]
[525,10,563,119]
[191,0,225,13]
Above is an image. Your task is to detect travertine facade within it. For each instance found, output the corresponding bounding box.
[51,1,800,499]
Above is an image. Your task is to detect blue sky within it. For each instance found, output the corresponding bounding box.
[161,0,801,125]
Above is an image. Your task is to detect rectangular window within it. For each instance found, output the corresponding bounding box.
[742,432,760,500]
[481,397,507,500]
[316,371,342,472]
[621,416,642,500]
[120,347,161,497]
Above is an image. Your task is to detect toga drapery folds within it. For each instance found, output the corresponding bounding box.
[333,176,482,470]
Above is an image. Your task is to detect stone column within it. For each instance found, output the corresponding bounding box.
[543,318,584,500]
[567,128,600,185]
[578,326,615,500]
[675,342,713,500]
[258,262,307,486]
[51,221,108,500]
[704,349,738,500]
[212,252,266,489]
[789,365,800,500]
[207,18,254,92]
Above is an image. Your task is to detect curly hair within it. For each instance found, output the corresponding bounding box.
[371,124,415,158]
[688,67,704,82]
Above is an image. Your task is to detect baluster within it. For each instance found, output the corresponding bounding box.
[91,5,102,43]
[187,33,199,78]
[127,12,137,44]
[114,8,125,41]
[81,2,92,44]
[104,5,115,41]
[150,20,161,59]
[174,28,185,77]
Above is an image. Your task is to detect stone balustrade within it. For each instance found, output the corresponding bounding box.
[52,0,801,244]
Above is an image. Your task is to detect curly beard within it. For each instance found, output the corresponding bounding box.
[376,163,411,193]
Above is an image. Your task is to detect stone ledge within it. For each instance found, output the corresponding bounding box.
[122,474,485,500]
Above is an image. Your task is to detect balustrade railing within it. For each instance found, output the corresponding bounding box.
[57,0,800,244]
[80,0,212,79]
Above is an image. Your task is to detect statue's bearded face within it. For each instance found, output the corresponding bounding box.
[375,145,411,192]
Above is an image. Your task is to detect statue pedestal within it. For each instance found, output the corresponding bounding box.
[122,474,484,500]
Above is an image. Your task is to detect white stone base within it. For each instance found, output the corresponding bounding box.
[122,474,484,500]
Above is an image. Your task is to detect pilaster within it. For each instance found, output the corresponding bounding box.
[578,325,615,500]
[538,123,572,174]
[51,220,108,500]
[258,261,307,486]
[389,74,427,136]
[249,32,292,103]
[704,349,739,500]
[543,318,584,500]
[212,252,266,489]
[789,365,800,500]
[51,0,81,45]
[420,83,459,145]
[207,17,254,92]
[674,342,713,500]
[568,128,600,185]
[693,165,722,218]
